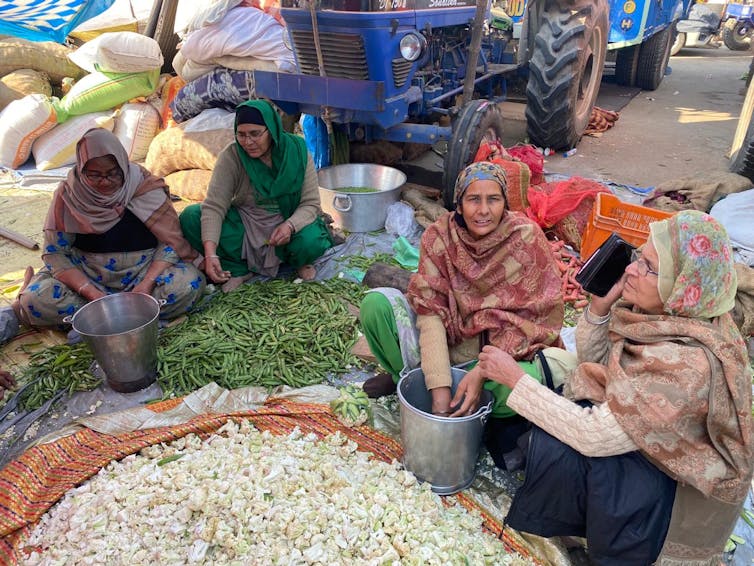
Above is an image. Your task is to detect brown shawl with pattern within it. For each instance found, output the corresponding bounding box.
[407,210,564,360]
[569,306,752,503]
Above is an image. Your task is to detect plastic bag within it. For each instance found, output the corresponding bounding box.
[392,236,420,271]
[385,202,418,237]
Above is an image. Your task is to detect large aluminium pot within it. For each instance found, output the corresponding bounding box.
[317,163,407,232]
[397,366,493,495]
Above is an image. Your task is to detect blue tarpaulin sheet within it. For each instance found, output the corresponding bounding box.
[0,0,115,43]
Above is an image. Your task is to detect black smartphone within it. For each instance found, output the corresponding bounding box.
[575,233,635,297]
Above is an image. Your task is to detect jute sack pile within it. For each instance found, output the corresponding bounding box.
[0,69,51,111]
[145,120,233,178]
[0,38,85,83]
[164,169,214,201]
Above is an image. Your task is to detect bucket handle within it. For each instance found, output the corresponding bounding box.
[333,193,352,212]
[62,296,168,324]
[478,398,493,426]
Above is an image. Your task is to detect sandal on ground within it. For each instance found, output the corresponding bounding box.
[362,372,397,398]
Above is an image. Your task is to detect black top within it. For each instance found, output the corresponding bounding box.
[74,209,158,253]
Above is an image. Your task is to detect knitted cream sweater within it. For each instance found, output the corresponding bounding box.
[506,314,638,457]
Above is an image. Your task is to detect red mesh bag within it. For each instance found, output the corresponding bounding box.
[527,177,611,250]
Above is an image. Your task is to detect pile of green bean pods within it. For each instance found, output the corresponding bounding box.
[18,343,99,411]
[157,278,365,396]
[336,252,401,272]
[10,279,366,411]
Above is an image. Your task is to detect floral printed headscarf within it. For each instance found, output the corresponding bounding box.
[649,210,737,318]
[453,161,509,209]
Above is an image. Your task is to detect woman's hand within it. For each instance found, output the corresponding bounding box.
[204,256,231,284]
[131,280,155,295]
[0,369,15,400]
[449,365,485,417]
[477,346,525,389]
[588,273,627,316]
[430,386,452,416]
[268,221,294,247]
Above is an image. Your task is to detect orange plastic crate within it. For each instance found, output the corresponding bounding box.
[580,193,674,259]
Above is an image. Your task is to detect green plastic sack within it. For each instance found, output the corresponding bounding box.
[53,68,159,123]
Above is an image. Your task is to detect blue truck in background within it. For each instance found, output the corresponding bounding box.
[252,0,688,207]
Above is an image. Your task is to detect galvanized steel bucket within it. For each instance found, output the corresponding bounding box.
[397,367,493,495]
[66,293,161,393]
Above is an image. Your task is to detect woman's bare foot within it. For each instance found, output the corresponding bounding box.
[10,266,34,321]
[221,273,254,293]
[297,264,316,281]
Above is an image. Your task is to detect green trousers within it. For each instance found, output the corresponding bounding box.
[359,292,542,418]
[179,204,333,277]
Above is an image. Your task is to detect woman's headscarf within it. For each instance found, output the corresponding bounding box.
[453,161,509,209]
[44,128,167,234]
[649,210,737,318]
[44,128,197,260]
[234,99,309,218]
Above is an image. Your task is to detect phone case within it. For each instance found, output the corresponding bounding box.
[575,233,635,297]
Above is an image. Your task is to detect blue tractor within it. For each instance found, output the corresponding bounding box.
[252,0,685,207]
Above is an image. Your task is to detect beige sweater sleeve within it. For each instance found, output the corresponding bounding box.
[575,312,612,364]
[201,145,243,245]
[416,314,452,390]
[507,375,637,457]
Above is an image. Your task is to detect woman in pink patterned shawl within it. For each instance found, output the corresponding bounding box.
[480,210,752,564]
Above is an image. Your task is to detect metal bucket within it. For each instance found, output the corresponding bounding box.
[318,163,407,232]
[397,367,493,495]
[66,293,160,393]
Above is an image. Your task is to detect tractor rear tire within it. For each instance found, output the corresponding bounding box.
[722,19,752,51]
[442,100,505,209]
[636,25,673,91]
[730,78,754,182]
[615,45,640,86]
[670,31,686,56]
[525,0,609,151]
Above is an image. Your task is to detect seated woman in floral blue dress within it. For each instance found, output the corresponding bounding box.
[13,128,206,328]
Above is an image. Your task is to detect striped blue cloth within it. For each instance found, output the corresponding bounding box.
[0,0,115,43]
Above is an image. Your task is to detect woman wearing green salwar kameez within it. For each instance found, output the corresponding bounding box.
[180,100,333,290]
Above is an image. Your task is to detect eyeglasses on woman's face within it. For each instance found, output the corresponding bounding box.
[631,249,659,277]
[83,168,123,184]
[237,128,268,142]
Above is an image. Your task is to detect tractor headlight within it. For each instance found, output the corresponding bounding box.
[400,33,425,62]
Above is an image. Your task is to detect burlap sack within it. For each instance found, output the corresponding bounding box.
[643,173,753,213]
[145,125,234,178]
[165,169,214,202]
[0,38,85,83]
[0,68,51,111]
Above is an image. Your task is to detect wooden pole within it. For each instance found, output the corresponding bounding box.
[0,227,39,250]
[462,0,489,105]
